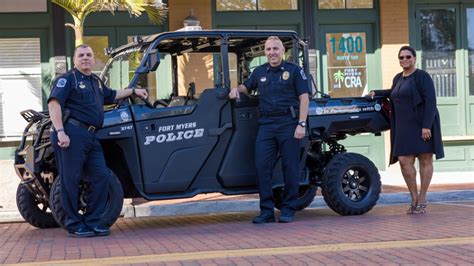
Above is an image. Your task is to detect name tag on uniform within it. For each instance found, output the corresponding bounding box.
[260,77,267,82]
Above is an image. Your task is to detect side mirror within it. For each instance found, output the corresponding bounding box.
[147,49,160,71]
[137,49,160,74]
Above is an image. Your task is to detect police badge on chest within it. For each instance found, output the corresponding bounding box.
[79,81,86,89]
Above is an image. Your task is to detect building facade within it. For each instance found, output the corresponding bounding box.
[0,0,472,171]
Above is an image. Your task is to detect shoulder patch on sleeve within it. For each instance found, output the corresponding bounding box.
[56,78,67,88]
[299,69,307,80]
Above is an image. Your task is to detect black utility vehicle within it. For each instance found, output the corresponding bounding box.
[14,30,390,229]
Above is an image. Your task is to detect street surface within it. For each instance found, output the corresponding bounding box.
[1,201,473,265]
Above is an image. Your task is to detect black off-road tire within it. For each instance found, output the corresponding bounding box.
[49,171,124,229]
[321,152,381,215]
[16,183,59,228]
[273,185,317,211]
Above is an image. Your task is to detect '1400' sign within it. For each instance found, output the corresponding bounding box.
[326,32,367,98]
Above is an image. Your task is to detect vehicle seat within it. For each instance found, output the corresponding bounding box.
[168,96,187,107]
[167,82,197,107]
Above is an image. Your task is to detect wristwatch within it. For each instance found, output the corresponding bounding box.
[132,88,136,95]
[298,121,306,127]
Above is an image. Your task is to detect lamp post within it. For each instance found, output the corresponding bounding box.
[180,9,201,31]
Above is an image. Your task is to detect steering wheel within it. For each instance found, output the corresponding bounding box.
[153,99,169,108]
[130,86,154,108]
[142,98,154,108]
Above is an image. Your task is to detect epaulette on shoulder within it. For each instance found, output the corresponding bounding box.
[284,61,299,67]
[53,70,72,83]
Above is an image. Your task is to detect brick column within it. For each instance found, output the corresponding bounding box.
[168,0,212,31]
[379,0,410,168]
[380,0,409,88]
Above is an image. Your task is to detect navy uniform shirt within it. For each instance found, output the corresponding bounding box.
[48,68,117,128]
[243,61,310,113]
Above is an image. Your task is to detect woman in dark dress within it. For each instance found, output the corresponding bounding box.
[370,46,444,214]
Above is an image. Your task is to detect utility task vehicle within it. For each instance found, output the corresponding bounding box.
[14,30,390,228]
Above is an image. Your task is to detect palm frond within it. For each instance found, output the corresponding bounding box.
[119,0,168,25]
[50,0,168,46]
[142,1,168,25]
[51,0,82,12]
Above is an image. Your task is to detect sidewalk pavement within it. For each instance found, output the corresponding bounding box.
[1,170,473,224]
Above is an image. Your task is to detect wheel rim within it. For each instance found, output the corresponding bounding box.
[77,182,111,215]
[341,167,370,202]
[35,198,52,213]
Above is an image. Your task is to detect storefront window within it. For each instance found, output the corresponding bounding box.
[319,0,344,9]
[83,36,109,75]
[0,0,47,12]
[319,0,372,9]
[258,0,298,10]
[326,32,367,97]
[467,8,474,96]
[216,0,297,11]
[420,8,457,97]
[0,38,42,139]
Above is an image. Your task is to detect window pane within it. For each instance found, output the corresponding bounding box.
[178,53,220,96]
[216,0,256,11]
[346,0,373,9]
[135,55,162,103]
[0,0,46,12]
[0,38,42,138]
[83,36,109,75]
[467,8,474,96]
[420,9,457,97]
[319,0,344,9]
[258,0,297,10]
[229,53,238,88]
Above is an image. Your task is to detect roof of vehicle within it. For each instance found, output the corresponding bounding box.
[109,29,301,57]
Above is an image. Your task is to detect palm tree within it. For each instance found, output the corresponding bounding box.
[51,0,168,46]
[333,70,345,85]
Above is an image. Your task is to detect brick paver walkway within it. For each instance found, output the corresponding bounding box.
[1,201,473,265]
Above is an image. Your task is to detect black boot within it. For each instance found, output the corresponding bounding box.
[278,211,294,223]
[68,227,95,238]
[252,213,275,224]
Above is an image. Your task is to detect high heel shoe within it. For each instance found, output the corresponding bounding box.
[416,203,427,214]
[406,204,417,214]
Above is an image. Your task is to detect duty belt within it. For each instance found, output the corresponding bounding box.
[258,109,291,117]
[258,106,298,118]
[67,118,97,133]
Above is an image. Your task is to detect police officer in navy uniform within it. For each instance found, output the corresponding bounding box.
[48,44,148,237]
[229,36,310,223]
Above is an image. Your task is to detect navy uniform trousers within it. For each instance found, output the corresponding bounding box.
[255,114,300,215]
[50,123,111,231]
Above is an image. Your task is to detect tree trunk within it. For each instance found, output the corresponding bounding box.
[65,14,85,47]
[65,23,84,47]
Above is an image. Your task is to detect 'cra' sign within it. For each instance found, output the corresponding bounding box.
[326,32,368,98]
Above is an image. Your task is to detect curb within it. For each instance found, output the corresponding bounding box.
[2,190,473,223]
[124,190,474,218]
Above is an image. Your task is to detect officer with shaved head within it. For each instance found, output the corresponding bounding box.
[229,36,310,223]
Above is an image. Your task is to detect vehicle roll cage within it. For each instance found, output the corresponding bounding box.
[104,30,309,98]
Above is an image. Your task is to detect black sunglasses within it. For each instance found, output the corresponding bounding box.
[398,55,412,60]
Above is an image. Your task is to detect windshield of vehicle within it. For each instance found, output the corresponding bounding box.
[100,33,306,108]
[101,46,146,90]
